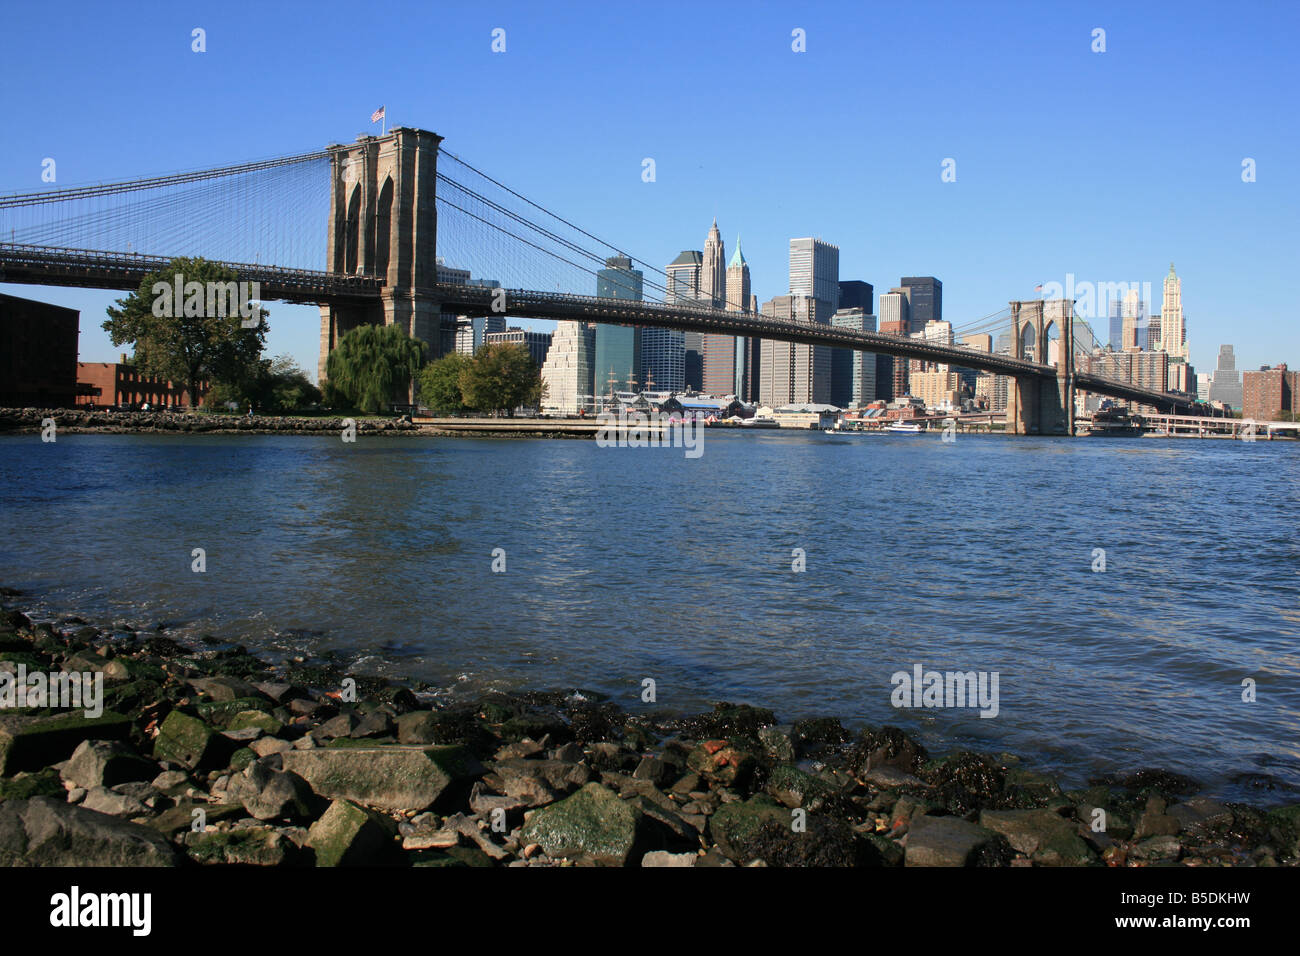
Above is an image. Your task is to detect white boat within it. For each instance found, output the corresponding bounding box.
[886,421,923,433]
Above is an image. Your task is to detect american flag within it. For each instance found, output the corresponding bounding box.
[371,106,385,123]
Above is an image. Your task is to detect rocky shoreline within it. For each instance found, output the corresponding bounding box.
[0,407,425,436]
[1,598,1297,867]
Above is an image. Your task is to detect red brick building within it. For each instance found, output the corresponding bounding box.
[76,357,208,409]
[1241,363,1296,421]
[0,292,82,407]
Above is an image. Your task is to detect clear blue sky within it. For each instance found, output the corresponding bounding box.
[2,0,1296,379]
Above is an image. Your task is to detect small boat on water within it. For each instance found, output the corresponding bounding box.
[886,421,923,434]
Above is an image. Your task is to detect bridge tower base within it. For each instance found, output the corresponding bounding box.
[1005,299,1075,435]
[317,128,444,393]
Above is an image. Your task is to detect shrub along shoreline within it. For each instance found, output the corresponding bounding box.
[1,596,1298,868]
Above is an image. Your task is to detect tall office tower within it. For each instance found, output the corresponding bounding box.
[759,295,831,405]
[640,328,685,393]
[1208,344,1243,409]
[838,280,874,313]
[700,219,726,308]
[1108,297,1123,351]
[899,276,942,325]
[593,255,644,398]
[667,250,704,391]
[702,237,751,395]
[1197,373,1212,401]
[789,238,840,311]
[539,320,596,415]
[1147,314,1161,351]
[830,308,877,406]
[879,288,912,398]
[667,250,703,303]
[1161,263,1187,360]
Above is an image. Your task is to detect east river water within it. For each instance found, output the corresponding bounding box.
[1,429,1297,800]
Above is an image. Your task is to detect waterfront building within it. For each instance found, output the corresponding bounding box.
[539,320,596,415]
[830,308,878,407]
[772,403,841,429]
[910,370,962,411]
[1207,344,1243,410]
[76,358,207,409]
[0,292,81,408]
[1242,364,1298,421]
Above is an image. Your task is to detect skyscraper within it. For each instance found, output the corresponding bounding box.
[539,321,596,415]
[759,295,831,406]
[1161,263,1187,360]
[789,238,840,312]
[899,276,942,325]
[830,308,877,406]
[666,249,704,390]
[1207,344,1243,409]
[700,219,725,309]
[838,280,874,313]
[702,236,752,396]
[593,255,643,398]
[879,288,912,398]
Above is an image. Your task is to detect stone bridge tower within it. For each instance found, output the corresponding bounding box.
[1005,298,1075,435]
[318,127,443,384]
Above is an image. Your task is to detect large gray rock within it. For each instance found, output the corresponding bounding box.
[281,745,482,812]
[980,808,1094,866]
[0,797,178,866]
[61,740,156,791]
[905,815,1000,867]
[226,761,317,822]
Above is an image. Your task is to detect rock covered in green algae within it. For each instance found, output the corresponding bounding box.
[519,782,643,865]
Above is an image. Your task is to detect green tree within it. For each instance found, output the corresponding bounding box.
[418,351,472,414]
[103,256,267,406]
[457,343,543,416]
[325,323,425,414]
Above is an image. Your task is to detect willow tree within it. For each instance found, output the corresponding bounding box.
[103,256,267,406]
[325,323,426,414]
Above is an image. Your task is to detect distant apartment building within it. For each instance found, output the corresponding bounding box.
[838,280,874,313]
[910,370,962,411]
[759,294,831,406]
[0,292,80,407]
[485,328,553,369]
[540,321,595,415]
[1207,344,1243,410]
[1241,364,1297,421]
[975,372,1009,412]
[1085,349,1170,412]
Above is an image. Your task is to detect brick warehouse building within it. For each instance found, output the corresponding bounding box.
[76,357,208,409]
[1241,363,1297,421]
[0,292,82,407]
